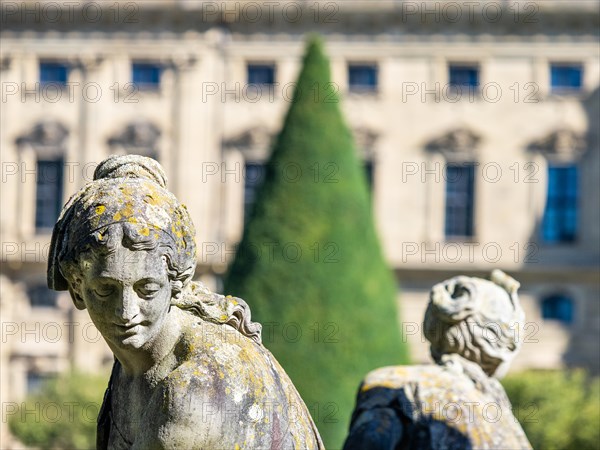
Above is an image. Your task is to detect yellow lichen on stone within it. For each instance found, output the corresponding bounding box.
[121,202,134,218]
[95,205,105,215]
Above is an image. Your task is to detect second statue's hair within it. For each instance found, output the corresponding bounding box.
[423,270,524,377]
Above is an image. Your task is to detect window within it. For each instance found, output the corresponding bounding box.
[541,294,574,324]
[449,64,479,90]
[35,158,64,231]
[363,160,374,193]
[27,371,54,394]
[550,64,583,93]
[247,64,275,86]
[445,163,475,238]
[132,62,162,90]
[244,162,265,221]
[39,62,68,86]
[27,283,58,308]
[542,164,578,243]
[348,64,378,92]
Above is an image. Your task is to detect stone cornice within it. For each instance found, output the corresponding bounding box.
[1,2,598,37]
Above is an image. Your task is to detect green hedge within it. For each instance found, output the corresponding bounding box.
[224,35,408,448]
[9,369,108,449]
[503,369,600,450]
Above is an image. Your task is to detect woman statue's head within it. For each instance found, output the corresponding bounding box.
[423,270,525,378]
[47,155,197,350]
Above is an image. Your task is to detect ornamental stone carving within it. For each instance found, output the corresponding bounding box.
[17,122,68,157]
[425,128,481,161]
[108,123,161,159]
[352,127,378,160]
[528,128,587,162]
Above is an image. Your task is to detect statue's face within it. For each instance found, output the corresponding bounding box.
[76,244,172,350]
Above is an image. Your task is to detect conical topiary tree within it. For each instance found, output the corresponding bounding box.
[224,35,408,448]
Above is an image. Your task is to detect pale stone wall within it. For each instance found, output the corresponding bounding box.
[1,4,598,445]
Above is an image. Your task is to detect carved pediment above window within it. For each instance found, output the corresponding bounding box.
[224,127,273,150]
[224,127,274,161]
[0,56,11,71]
[528,129,587,161]
[425,128,481,160]
[16,122,68,157]
[353,127,378,159]
[108,122,160,158]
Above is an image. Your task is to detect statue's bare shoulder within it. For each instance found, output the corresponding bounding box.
[152,291,322,449]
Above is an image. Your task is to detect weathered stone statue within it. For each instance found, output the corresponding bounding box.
[48,155,324,449]
[343,270,532,450]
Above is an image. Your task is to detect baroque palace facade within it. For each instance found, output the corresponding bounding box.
[1,1,599,444]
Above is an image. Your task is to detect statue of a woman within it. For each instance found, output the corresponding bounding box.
[343,270,532,450]
[48,155,324,450]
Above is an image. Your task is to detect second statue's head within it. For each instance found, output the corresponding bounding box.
[423,270,525,378]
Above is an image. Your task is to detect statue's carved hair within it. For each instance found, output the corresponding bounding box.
[423,270,524,377]
[48,155,261,344]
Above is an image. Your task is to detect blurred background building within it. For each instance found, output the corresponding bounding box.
[1,0,599,446]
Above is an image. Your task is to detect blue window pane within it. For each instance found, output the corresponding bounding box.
[551,64,583,92]
[39,62,68,86]
[348,65,378,92]
[132,63,162,89]
[244,162,265,222]
[247,64,275,86]
[445,163,475,238]
[27,283,58,308]
[27,372,55,394]
[449,65,479,89]
[542,295,574,324]
[35,159,64,231]
[542,164,578,243]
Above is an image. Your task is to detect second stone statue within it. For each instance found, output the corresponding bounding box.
[343,270,532,450]
[47,155,324,449]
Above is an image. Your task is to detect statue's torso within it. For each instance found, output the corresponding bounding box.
[101,316,322,450]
